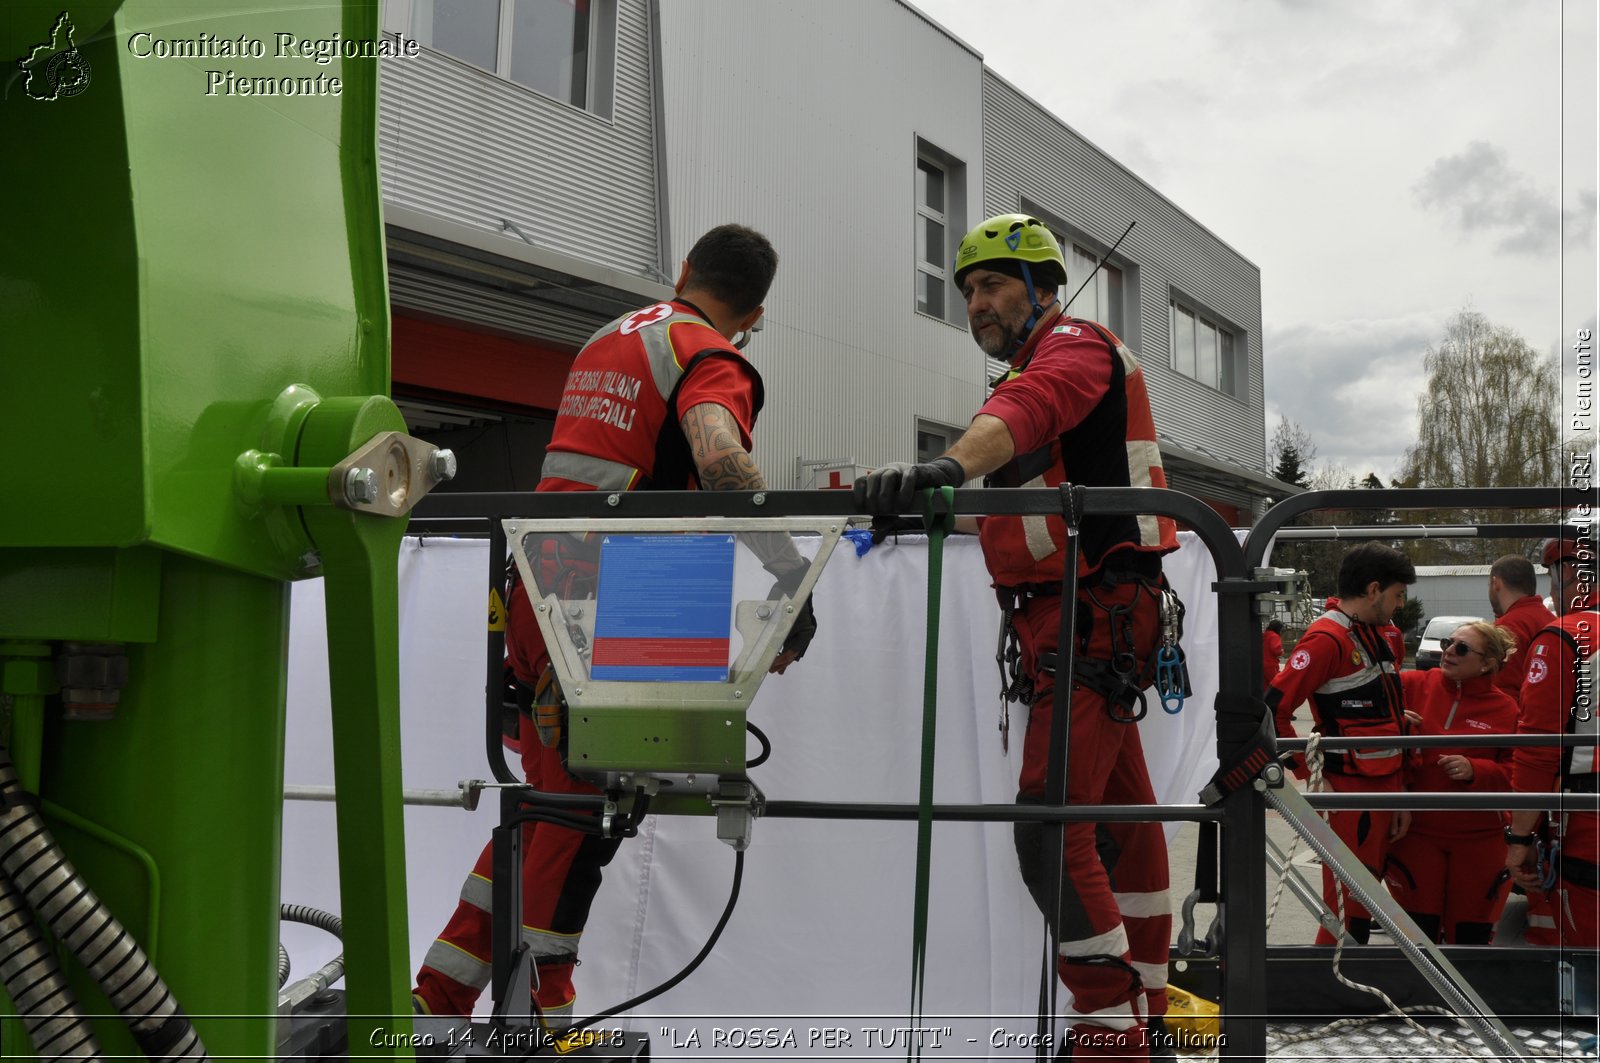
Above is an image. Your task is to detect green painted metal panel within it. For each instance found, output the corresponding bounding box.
[569,707,750,775]
[38,553,291,1060]
[1,0,390,583]
[1,0,413,1057]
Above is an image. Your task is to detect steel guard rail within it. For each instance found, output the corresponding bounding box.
[409,483,1572,1059]
[413,484,1279,1052]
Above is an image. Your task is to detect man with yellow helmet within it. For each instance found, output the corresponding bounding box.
[857,214,1179,1060]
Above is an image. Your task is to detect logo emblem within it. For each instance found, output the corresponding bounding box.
[1289,649,1312,671]
[1052,325,1083,336]
[1004,229,1022,251]
[1527,658,1548,684]
[16,12,92,101]
[619,302,672,336]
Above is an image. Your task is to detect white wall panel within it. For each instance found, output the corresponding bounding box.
[378,1,663,281]
[982,71,1267,472]
[658,0,988,485]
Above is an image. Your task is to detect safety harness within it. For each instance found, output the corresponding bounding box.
[994,560,1190,742]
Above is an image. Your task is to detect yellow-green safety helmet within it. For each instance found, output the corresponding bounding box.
[954,214,1068,288]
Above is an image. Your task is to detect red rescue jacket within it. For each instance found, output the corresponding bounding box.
[978,316,1177,585]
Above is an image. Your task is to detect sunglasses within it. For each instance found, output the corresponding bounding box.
[1438,638,1483,658]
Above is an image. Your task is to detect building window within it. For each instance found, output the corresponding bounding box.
[412,0,614,116]
[1066,244,1124,337]
[915,418,966,464]
[1169,298,1244,398]
[914,140,966,326]
[1019,200,1130,339]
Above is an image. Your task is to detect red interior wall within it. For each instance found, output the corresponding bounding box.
[391,313,575,411]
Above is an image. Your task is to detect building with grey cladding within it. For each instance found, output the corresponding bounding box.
[376,0,1294,524]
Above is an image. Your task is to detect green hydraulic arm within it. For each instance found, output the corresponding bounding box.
[1,0,432,1057]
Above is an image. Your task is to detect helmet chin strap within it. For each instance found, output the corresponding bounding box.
[1010,261,1052,355]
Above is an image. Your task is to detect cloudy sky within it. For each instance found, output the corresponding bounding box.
[915,0,1597,481]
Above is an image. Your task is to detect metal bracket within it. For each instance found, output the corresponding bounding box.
[711,779,762,851]
[327,431,456,516]
[237,429,456,519]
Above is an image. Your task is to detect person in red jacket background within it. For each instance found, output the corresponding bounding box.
[1262,618,1284,688]
[1488,553,1556,695]
[1507,534,1599,948]
[1268,543,1415,945]
[1384,621,1520,943]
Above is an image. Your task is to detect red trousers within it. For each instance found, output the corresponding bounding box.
[1315,772,1398,945]
[1525,811,1600,949]
[1384,823,1511,943]
[413,583,622,1021]
[1008,584,1170,1060]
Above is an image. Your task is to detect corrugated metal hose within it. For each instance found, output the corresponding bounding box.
[0,749,208,1062]
[0,868,102,1060]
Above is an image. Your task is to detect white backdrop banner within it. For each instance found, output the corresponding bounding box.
[283,531,1224,1056]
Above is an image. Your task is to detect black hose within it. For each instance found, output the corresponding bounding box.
[0,867,103,1060]
[276,944,290,989]
[280,903,343,940]
[745,723,771,769]
[505,808,627,835]
[0,750,207,1062]
[277,905,346,1011]
[562,848,744,1036]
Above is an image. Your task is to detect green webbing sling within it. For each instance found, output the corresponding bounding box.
[908,486,957,1060]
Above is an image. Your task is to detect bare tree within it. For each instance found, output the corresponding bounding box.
[1401,309,1561,488]
[1398,309,1562,562]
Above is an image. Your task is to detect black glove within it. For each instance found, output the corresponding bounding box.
[782,594,818,659]
[765,562,818,661]
[852,456,965,513]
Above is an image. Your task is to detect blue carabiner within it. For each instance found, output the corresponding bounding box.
[1539,837,1561,892]
[1155,645,1185,714]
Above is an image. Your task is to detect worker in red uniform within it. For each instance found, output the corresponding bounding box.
[1384,621,1519,943]
[1507,533,1599,948]
[413,225,818,1023]
[1262,619,1284,689]
[1489,553,1556,696]
[1267,542,1415,944]
[1325,595,1407,664]
[856,214,1179,1061]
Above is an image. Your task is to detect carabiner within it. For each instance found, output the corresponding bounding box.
[1155,645,1186,714]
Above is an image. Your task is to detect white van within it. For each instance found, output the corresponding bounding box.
[1413,614,1485,671]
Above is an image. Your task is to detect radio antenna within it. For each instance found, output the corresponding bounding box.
[1064,220,1136,309]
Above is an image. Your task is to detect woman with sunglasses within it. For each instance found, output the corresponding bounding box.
[1384,621,1520,943]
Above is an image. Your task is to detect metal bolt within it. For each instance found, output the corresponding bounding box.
[431,449,458,481]
[733,690,743,699]
[344,467,378,505]
[574,687,583,696]
[536,603,547,612]
[1262,762,1285,786]
[568,605,584,619]
[606,493,621,507]
[687,774,696,785]
[752,492,766,506]
[725,719,733,727]
[756,604,772,620]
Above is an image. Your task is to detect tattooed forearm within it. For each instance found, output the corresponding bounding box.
[682,402,766,490]
[680,401,802,572]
